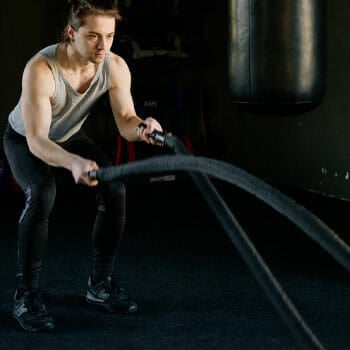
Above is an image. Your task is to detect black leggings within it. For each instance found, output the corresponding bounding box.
[3,124,126,289]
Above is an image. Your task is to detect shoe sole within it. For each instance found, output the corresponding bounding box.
[14,314,55,332]
[86,297,138,314]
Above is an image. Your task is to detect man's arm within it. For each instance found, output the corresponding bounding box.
[21,56,98,186]
[108,53,163,143]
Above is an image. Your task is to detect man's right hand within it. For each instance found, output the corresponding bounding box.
[70,155,99,186]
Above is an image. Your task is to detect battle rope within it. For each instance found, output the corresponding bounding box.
[90,133,349,349]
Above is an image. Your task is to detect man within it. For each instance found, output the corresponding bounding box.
[2,0,163,332]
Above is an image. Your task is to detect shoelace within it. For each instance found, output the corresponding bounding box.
[21,290,47,314]
[95,278,128,300]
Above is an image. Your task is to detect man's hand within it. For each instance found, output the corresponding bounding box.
[70,155,99,186]
[136,117,163,145]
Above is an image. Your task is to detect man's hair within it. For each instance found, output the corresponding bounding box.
[61,0,122,42]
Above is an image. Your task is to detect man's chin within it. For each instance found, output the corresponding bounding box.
[90,55,105,64]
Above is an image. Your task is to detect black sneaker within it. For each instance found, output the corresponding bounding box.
[13,289,55,332]
[86,276,138,314]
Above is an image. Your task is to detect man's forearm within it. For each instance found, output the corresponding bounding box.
[116,115,144,142]
[27,136,77,170]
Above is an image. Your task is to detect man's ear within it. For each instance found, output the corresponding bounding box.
[67,25,76,42]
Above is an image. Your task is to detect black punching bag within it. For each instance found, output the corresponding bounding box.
[228,0,326,113]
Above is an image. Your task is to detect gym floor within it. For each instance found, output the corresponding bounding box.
[0,175,349,349]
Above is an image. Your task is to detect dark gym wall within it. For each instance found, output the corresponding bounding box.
[1,1,350,200]
[0,2,41,150]
[0,0,66,160]
[200,0,350,200]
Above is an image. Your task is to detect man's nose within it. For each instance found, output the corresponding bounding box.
[97,37,106,49]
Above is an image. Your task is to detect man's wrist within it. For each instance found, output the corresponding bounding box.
[136,122,146,136]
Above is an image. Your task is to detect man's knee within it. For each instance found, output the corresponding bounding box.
[23,181,56,218]
[108,181,126,198]
[96,181,126,212]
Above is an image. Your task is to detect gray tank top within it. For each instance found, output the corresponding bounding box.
[8,43,110,142]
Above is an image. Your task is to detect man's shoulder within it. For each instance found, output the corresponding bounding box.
[108,52,130,81]
[107,53,131,90]
[109,52,128,69]
[38,43,59,56]
[24,53,56,83]
[24,43,59,65]
[26,54,52,70]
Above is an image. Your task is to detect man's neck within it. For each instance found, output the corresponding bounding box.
[61,42,95,75]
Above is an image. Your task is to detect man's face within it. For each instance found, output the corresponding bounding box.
[73,15,115,64]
